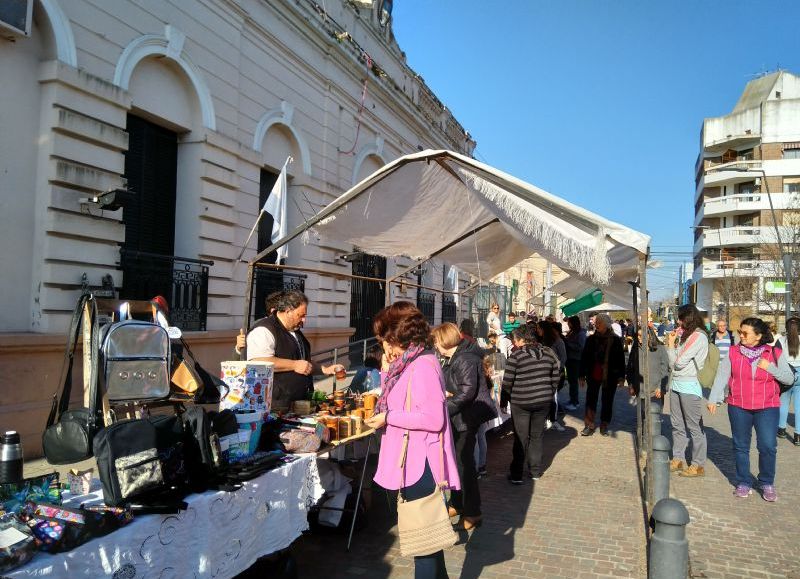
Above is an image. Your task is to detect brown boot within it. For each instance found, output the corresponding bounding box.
[669,458,685,472]
[678,464,705,477]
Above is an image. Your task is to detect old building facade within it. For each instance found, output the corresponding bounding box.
[0,0,474,454]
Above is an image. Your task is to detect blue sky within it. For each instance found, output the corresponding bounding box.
[391,1,800,299]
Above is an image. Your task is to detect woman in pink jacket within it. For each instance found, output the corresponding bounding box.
[708,317,794,502]
[365,301,460,579]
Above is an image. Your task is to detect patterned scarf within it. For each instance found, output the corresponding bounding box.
[739,343,768,360]
[376,342,426,414]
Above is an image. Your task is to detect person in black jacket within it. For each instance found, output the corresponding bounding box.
[502,325,561,483]
[432,322,497,530]
[579,313,626,436]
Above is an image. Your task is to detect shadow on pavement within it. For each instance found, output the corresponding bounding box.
[457,418,576,579]
[704,425,737,486]
[457,428,533,579]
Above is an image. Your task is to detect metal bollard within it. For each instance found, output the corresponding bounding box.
[649,399,663,440]
[649,498,690,579]
[651,435,671,505]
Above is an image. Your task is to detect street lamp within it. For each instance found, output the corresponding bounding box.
[706,164,792,322]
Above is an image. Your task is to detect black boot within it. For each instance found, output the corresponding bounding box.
[794,433,800,446]
[778,427,787,440]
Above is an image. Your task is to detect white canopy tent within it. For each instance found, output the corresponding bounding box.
[551,270,640,311]
[582,302,630,313]
[244,149,651,325]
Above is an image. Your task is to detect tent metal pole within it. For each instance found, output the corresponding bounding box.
[243,263,255,338]
[385,219,500,287]
[252,263,446,294]
[637,253,652,506]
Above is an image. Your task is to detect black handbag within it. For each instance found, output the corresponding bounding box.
[93,415,189,507]
[42,294,103,465]
[180,406,223,489]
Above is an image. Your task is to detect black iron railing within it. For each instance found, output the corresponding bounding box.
[418,291,435,324]
[252,268,307,321]
[119,250,213,331]
[442,294,457,323]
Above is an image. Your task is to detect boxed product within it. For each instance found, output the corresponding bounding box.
[219,361,273,413]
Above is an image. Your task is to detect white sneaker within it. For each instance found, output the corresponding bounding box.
[551,421,566,432]
[545,419,553,430]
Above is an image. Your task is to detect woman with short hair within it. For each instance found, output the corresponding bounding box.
[366,302,460,578]
[709,317,794,501]
[431,322,496,530]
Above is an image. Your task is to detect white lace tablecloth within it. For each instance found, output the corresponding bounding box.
[8,455,323,579]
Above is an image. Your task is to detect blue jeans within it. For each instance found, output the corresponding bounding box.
[779,377,800,431]
[401,461,449,579]
[728,405,780,486]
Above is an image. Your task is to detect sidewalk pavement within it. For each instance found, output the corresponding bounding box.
[292,388,648,578]
[663,396,800,579]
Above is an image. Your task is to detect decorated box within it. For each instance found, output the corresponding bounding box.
[219,361,274,413]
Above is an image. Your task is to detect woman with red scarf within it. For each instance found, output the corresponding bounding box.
[708,317,794,502]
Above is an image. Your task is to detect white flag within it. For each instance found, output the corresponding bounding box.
[446,265,459,306]
[263,157,292,262]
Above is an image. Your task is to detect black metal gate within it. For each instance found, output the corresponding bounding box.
[350,254,387,363]
[442,294,457,323]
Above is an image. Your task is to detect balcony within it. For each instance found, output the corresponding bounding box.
[119,251,213,331]
[692,225,795,254]
[695,160,763,201]
[700,192,796,220]
[696,259,777,279]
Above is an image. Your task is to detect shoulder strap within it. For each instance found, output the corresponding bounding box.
[397,367,414,469]
[396,358,448,488]
[46,294,99,427]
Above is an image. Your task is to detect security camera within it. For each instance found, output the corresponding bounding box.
[80,188,133,211]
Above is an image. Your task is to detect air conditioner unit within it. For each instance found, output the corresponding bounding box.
[755,177,762,186]
[0,0,33,38]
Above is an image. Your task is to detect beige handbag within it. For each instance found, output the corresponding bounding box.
[396,367,458,558]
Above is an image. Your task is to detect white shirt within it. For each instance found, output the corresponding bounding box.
[611,322,622,338]
[246,326,303,361]
[487,312,502,334]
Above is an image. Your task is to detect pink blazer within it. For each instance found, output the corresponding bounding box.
[373,353,461,491]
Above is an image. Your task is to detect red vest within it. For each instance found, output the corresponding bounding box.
[727,345,782,410]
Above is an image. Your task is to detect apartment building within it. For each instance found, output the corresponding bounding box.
[692,71,800,327]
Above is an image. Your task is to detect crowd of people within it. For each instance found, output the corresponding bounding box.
[238,292,798,578]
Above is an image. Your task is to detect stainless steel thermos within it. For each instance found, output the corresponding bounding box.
[0,430,23,484]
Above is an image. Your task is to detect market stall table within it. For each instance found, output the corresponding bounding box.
[313,427,376,552]
[8,455,323,579]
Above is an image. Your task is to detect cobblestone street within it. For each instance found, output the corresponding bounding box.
[664,397,800,579]
[292,389,648,578]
